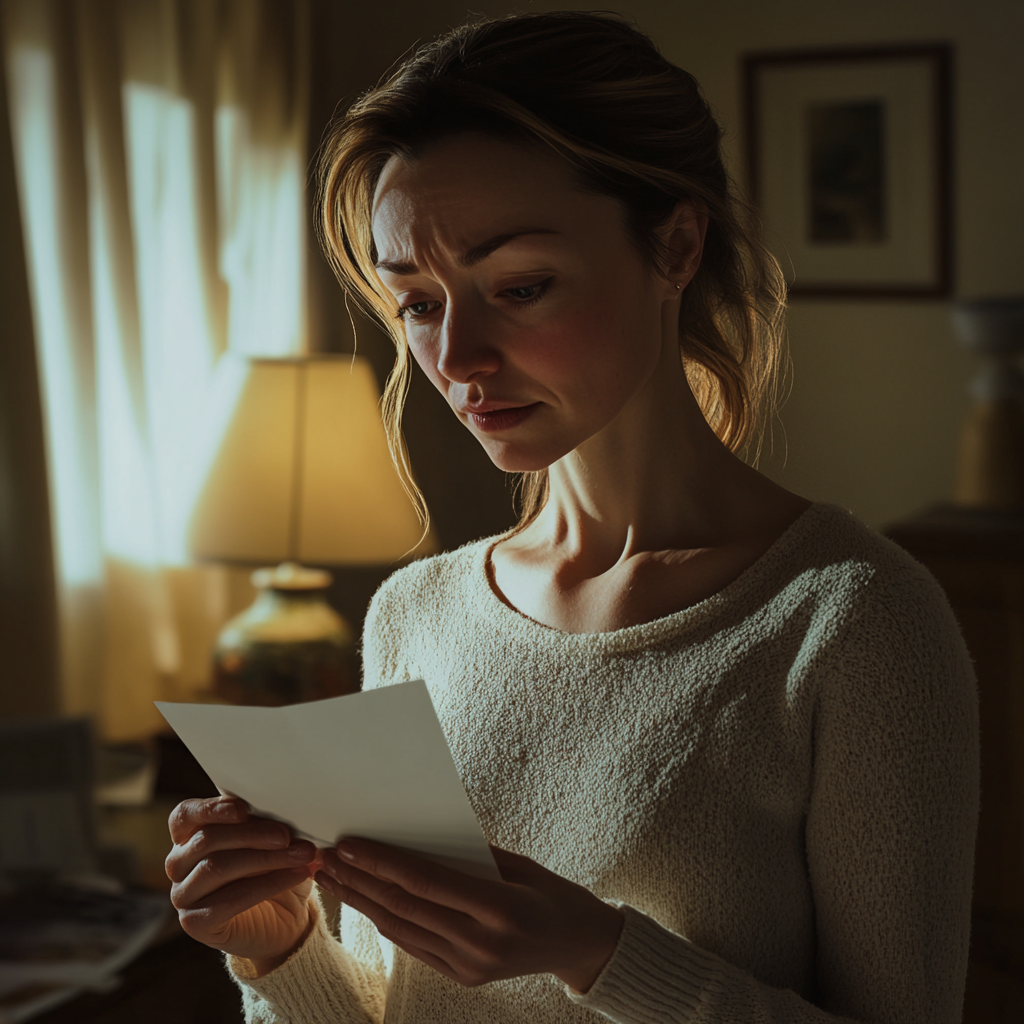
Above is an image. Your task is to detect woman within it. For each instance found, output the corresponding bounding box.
[166,13,978,1023]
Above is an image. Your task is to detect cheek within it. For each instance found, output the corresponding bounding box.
[406,335,448,394]
[525,297,653,400]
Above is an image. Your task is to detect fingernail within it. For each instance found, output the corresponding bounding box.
[215,798,242,821]
[288,843,311,861]
[336,841,356,862]
[267,827,290,848]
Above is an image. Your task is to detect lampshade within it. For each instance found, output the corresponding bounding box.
[187,354,425,564]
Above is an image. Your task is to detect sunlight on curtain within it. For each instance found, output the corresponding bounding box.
[1,0,310,738]
[4,23,106,723]
[6,46,101,589]
[122,82,217,566]
[217,108,306,357]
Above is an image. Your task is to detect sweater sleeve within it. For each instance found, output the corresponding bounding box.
[227,889,387,1024]
[568,565,979,1024]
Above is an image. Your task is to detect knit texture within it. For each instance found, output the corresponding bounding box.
[230,503,978,1023]
[229,895,384,1024]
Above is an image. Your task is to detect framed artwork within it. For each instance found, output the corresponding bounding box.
[743,45,953,298]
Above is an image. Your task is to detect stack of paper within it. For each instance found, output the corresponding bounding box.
[0,884,167,1023]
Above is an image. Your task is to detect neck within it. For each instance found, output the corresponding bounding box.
[521,310,780,572]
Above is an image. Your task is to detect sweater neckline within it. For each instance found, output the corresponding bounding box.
[474,501,841,651]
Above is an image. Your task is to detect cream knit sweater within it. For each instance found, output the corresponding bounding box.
[230,503,979,1023]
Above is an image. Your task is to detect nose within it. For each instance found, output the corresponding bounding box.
[435,300,501,384]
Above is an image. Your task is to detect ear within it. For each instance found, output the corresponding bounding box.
[659,201,708,296]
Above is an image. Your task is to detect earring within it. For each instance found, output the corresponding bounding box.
[674,282,682,291]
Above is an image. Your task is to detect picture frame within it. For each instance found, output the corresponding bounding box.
[743,45,953,299]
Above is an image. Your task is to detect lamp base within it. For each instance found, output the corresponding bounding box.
[213,563,357,706]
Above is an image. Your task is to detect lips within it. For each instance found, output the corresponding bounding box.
[464,402,541,433]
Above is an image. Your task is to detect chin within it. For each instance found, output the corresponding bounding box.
[478,437,566,474]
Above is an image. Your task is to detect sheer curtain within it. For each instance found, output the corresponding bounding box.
[1,0,309,739]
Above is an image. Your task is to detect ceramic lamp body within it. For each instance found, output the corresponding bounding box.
[213,565,356,706]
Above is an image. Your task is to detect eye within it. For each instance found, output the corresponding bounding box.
[500,279,552,305]
[395,299,442,322]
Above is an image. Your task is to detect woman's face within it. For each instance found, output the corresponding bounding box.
[371,133,679,473]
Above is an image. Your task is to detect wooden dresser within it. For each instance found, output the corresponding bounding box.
[885,506,1024,1021]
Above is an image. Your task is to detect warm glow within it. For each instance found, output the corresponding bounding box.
[188,355,426,565]
[2,0,313,737]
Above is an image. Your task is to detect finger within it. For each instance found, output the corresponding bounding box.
[321,853,476,940]
[333,838,497,916]
[168,796,248,844]
[319,870,464,966]
[167,819,294,882]
[384,936,461,984]
[331,878,510,987]
[172,842,317,903]
[177,866,312,940]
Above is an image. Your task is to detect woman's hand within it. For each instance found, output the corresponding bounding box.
[165,796,319,971]
[315,839,624,993]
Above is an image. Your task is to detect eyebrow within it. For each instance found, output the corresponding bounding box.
[374,228,559,276]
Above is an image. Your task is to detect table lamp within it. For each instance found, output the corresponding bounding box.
[187,354,427,706]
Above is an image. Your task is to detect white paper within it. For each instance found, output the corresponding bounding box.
[155,681,499,880]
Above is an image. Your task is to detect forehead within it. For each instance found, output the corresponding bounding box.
[371,135,600,259]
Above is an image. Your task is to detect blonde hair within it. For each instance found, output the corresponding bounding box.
[316,11,787,529]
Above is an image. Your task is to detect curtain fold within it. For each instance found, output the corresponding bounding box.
[0,8,60,720]
[3,0,106,723]
[1,0,310,739]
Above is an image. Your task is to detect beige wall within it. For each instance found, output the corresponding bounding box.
[639,0,1023,527]
[308,0,1023,532]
